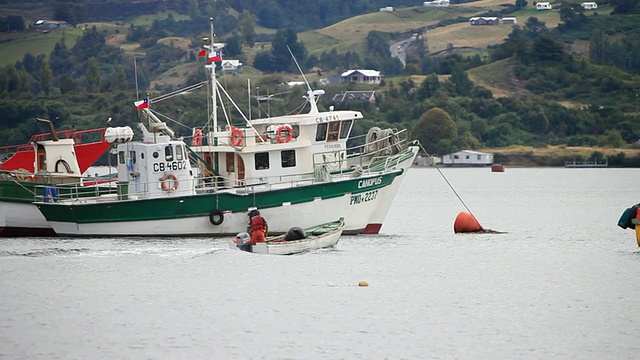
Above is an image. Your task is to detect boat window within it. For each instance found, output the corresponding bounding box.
[153,151,159,159]
[315,123,328,141]
[165,146,173,161]
[176,145,184,161]
[129,151,136,164]
[226,153,235,172]
[119,151,125,164]
[327,121,340,142]
[255,152,270,170]
[339,120,352,139]
[291,125,300,138]
[281,150,296,168]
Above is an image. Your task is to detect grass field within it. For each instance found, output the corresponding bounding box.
[0,29,83,67]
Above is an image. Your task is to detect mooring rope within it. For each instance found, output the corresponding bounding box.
[417,143,476,217]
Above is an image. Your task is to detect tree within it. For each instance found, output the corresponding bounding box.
[59,74,77,94]
[40,61,53,96]
[86,57,100,92]
[531,34,565,62]
[188,0,200,19]
[448,66,474,96]
[254,28,307,73]
[412,107,458,155]
[515,0,528,9]
[239,10,256,48]
[559,2,586,29]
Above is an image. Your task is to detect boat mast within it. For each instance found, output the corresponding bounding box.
[208,17,218,138]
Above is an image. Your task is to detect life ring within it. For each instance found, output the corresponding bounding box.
[230,127,243,146]
[192,128,203,146]
[209,209,224,225]
[160,173,179,192]
[276,124,293,143]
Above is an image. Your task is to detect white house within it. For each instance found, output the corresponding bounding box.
[423,0,450,7]
[441,150,494,166]
[380,6,394,12]
[340,69,382,85]
[469,17,500,25]
[536,2,552,10]
[502,17,518,24]
[581,2,597,9]
[220,59,242,72]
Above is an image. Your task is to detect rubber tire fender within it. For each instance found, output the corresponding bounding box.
[209,209,224,225]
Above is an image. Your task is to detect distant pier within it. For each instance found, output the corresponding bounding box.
[564,159,608,168]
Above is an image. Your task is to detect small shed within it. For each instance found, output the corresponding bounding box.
[441,150,494,166]
[536,2,552,10]
[502,17,517,24]
[380,6,394,12]
[340,70,382,85]
[581,2,597,9]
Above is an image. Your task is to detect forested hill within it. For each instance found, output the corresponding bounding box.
[1,0,640,166]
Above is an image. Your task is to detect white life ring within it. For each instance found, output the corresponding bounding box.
[160,173,179,192]
[276,124,293,143]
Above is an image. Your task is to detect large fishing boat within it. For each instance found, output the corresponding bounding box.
[0,120,121,236]
[34,20,419,237]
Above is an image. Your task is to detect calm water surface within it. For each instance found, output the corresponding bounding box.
[1,168,638,359]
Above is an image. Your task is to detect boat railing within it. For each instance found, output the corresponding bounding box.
[33,181,119,203]
[344,128,410,172]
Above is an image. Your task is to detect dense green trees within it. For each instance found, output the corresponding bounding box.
[412,107,458,155]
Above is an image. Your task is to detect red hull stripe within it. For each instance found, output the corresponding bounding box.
[361,223,382,234]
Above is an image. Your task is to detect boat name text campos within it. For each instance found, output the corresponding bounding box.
[153,160,188,173]
[324,144,341,149]
[350,190,378,205]
[315,115,340,123]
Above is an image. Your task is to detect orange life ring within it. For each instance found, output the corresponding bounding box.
[192,128,203,146]
[230,127,243,146]
[160,173,179,192]
[276,124,293,143]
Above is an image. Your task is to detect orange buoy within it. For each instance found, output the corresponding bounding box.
[454,211,483,233]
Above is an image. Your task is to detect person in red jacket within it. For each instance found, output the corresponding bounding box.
[248,209,268,245]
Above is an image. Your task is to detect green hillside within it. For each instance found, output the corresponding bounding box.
[1,0,639,166]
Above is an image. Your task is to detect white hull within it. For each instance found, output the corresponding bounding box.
[250,230,341,255]
[363,148,418,233]
[0,201,51,232]
[47,185,388,236]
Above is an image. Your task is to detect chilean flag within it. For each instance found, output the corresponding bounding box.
[208,51,222,62]
[134,98,149,110]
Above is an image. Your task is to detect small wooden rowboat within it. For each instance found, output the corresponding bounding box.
[231,218,345,255]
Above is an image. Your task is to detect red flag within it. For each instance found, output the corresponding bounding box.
[197,50,206,57]
[134,98,149,110]
[208,51,222,62]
